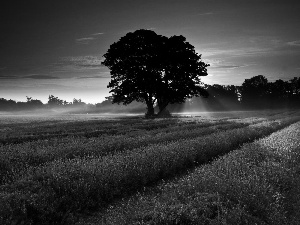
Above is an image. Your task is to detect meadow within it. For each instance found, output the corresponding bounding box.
[0,110,300,224]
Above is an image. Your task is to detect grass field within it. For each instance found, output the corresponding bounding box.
[0,110,300,224]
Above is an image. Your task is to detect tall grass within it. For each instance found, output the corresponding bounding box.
[0,118,179,145]
[0,121,247,184]
[97,121,300,225]
[1,115,299,224]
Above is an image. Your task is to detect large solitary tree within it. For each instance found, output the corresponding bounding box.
[102,29,209,116]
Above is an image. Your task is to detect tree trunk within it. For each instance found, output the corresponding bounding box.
[157,98,169,116]
[146,102,155,117]
[144,92,155,117]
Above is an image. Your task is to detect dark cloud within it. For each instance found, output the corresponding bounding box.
[212,65,245,69]
[77,74,110,79]
[23,75,60,79]
[195,12,214,16]
[76,37,96,42]
[0,74,60,80]
[0,75,18,79]
[60,56,104,69]
[92,32,104,36]
[76,37,96,45]
[76,32,104,44]
[287,40,300,47]
[79,64,104,69]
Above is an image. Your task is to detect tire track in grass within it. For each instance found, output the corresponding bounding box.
[93,121,300,225]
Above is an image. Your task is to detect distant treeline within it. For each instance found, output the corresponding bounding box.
[179,75,300,111]
[1,75,299,112]
[0,95,94,112]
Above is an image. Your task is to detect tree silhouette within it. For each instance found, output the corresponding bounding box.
[205,84,240,110]
[240,75,269,108]
[268,79,290,107]
[0,98,17,110]
[48,95,63,106]
[290,77,300,96]
[26,96,43,108]
[73,98,85,106]
[102,29,209,116]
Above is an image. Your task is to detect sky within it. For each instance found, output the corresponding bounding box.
[0,0,300,104]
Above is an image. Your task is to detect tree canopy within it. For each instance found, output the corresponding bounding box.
[48,95,64,106]
[102,29,209,116]
[240,75,269,107]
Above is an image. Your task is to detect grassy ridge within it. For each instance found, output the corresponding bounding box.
[0,119,179,145]
[0,118,230,145]
[1,115,299,224]
[0,121,247,184]
[0,109,294,145]
[97,122,300,224]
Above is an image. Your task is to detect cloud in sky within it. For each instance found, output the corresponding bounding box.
[76,37,96,41]
[60,55,104,69]
[92,32,104,36]
[212,64,248,69]
[287,40,300,47]
[76,37,96,44]
[23,75,60,79]
[77,74,110,79]
[0,75,18,79]
[0,74,60,80]
[46,55,107,79]
[202,46,273,58]
[196,12,214,16]
[76,32,104,44]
